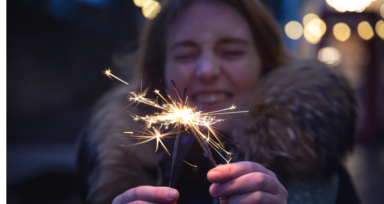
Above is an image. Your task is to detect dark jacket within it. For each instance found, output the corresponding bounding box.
[77,60,360,204]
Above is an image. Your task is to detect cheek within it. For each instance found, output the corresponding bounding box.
[164,62,195,91]
[225,58,261,92]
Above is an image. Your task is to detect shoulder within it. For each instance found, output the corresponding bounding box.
[231,59,357,178]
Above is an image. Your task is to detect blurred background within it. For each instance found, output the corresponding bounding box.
[6,0,384,203]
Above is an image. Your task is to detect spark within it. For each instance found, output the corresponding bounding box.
[103,68,248,187]
[104,68,129,85]
[183,160,197,167]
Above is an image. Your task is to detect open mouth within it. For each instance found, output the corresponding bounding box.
[191,92,233,105]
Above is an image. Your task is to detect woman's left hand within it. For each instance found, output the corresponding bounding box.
[207,161,288,204]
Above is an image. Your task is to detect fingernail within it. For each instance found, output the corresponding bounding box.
[166,189,177,200]
[209,171,221,180]
[211,184,221,196]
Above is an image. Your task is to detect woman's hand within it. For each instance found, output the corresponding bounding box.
[208,161,288,204]
[112,186,179,204]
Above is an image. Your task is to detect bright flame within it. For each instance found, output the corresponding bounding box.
[333,22,351,42]
[142,0,161,19]
[326,0,374,13]
[357,21,374,40]
[318,47,342,66]
[285,21,303,40]
[375,20,384,40]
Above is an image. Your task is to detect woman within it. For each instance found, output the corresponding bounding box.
[77,0,359,203]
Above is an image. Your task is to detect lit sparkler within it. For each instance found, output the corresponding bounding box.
[103,68,248,186]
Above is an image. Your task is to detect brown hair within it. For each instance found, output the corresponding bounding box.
[138,0,288,87]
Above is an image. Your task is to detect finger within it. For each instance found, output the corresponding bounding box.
[113,186,179,204]
[228,191,280,204]
[208,161,276,183]
[209,172,279,197]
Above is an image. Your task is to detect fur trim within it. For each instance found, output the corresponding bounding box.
[230,60,357,178]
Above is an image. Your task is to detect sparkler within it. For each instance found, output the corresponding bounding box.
[103,68,248,186]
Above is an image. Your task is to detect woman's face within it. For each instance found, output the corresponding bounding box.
[165,1,261,111]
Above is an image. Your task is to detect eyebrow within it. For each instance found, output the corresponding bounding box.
[170,37,249,50]
[218,37,249,45]
[171,40,198,49]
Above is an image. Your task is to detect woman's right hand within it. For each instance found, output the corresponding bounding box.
[112,186,179,204]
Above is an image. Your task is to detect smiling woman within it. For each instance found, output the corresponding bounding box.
[77,0,359,204]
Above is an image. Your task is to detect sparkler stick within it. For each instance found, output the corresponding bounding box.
[169,84,186,187]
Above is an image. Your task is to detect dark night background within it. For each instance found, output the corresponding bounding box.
[6,0,384,203]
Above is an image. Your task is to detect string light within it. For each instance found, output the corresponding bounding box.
[357,21,374,40]
[333,22,351,42]
[375,20,384,40]
[285,21,303,40]
[318,47,342,66]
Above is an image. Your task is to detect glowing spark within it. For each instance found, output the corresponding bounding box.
[183,160,197,167]
[104,68,129,85]
[102,69,249,187]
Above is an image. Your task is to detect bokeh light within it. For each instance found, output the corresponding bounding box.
[303,18,326,44]
[325,0,374,12]
[333,22,351,42]
[357,21,374,40]
[133,0,151,7]
[142,0,161,19]
[381,4,384,19]
[285,21,303,40]
[312,18,327,36]
[318,47,342,66]
[375,20,384,40]
[303,13,319,26]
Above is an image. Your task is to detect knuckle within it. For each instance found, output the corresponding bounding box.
[226,178,237,191]
[153,187,162,198]
[268,170,277,177]
[249,162,262,172]
[254,172,266,184]
[112,196,120,204]
[253,191,263,203]
[226,165,235,175]
[133,187,141,200]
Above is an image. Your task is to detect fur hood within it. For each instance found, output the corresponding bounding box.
[229,60,357,178]
[77,60,357,203]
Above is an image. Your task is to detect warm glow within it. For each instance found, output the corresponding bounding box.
[142,0,161,19]
[326,0,374,12]
[311,18,327,36]
[133,0,151,7]
[381,4,384,19]
[357,21,374,40]
[285,21,303,40]
[303,18,326,44]
[303,13,319,26]
[376,20,384,40]
[333,23,351,42]
[318,47,342,66]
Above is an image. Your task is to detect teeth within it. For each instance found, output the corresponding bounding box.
[195,93,229,104]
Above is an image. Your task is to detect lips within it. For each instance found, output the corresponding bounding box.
[192,91,232,104]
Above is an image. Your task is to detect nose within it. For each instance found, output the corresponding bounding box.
[195,53,221,82]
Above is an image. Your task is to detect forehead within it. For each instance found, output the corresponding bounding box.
[167,1,253,45]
